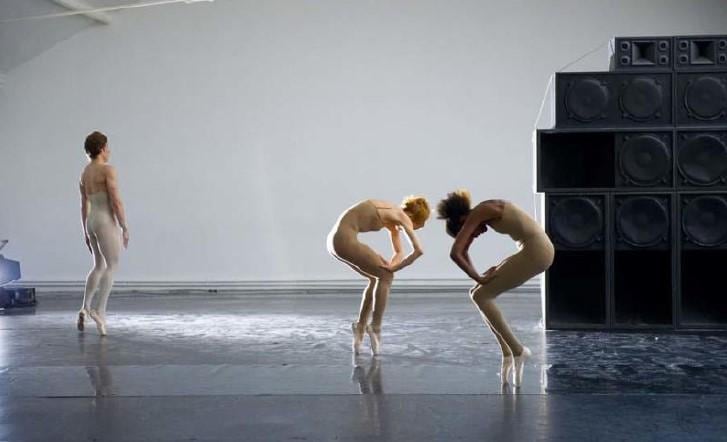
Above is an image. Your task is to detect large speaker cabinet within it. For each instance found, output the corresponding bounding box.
[540,34,727,330]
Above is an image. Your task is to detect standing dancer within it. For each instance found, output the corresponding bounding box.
[328,197,429,355]
[437,189,553,386]
[77,131,129,336]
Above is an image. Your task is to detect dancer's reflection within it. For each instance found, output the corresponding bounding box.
[351,356,386,437]
[78,334,113,397]
[351,355,383,394]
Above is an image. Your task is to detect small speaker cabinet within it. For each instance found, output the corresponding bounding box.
[674,35,727,71]
[612,194,673,327]
[545,194,608,328]
[612,37,672,70]
[679,193,727,327]
[556,72,672,128]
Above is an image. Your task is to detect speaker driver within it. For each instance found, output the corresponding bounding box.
[617,197,669,247]
[565,78,609,122]
[683,196,727,247]
[678,134,727,186]
[551,197,603,248]
[619,135,670,186]
[620,77,662,121]
[684,76,727,120]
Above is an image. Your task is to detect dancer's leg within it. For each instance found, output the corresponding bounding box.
[470,250,534,356]
[370,271,392,328]
[93,222,121,319]
[332,241,393,355]
[88,221,121,336]
[470,240,552,385]
[82,234,105,312]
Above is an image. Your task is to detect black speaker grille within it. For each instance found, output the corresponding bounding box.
[683,195,727,247]
[678,134,727,186]
[683,76,727,121]
[620,77,663,121]
[551,197,603,248]
[616,197,669,248]
[619,134,671,186]
[565,78,609,122]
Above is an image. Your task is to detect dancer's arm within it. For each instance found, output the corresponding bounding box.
[79,181,91,253]
[450,232,480,282]
[389,220,423,272]
[105,165,129,248]
[450,204,499,284]
[388,226,406,266]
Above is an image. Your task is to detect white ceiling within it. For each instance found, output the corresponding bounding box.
[0,0,143,73]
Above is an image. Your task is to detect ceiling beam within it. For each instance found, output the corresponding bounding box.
[49,0,112,24]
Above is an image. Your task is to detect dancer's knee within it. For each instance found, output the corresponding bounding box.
[470,284,497,303]
[101,263,117,280]
[378,271,393,285]
[105,257,119,273]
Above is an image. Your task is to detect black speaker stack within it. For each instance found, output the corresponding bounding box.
[538,35,727,330]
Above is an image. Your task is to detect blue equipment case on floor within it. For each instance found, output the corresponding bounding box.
[0,241,36,309]
[0,287,37,308]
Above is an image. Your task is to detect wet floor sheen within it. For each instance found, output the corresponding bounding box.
[2,292,727,441]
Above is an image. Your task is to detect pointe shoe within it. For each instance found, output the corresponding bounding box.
[77,309,87,331]
[351,322,365,354]
[88,310,107,336]
[501,356,513,385]
[366,325,382,355]
[513,346,531,387]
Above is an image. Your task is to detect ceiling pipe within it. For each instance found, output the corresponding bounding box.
[50,0,112,24]
[1,0,213,24]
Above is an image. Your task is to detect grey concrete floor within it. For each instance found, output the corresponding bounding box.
[1,291,727,441]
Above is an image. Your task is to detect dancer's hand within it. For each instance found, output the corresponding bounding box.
[378,255,394,273]
[122,228,129,249]
[379,263,395,273]
[477,266,498,285]
[84,235,92,254]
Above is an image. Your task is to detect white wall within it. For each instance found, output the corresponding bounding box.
[1,0,726,284]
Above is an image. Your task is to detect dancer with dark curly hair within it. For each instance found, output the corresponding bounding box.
[437,189,553,386]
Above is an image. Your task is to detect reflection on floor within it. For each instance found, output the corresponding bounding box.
[1,292,727,441]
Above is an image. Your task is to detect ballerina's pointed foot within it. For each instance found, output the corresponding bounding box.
[513,346,531,387]
[501,356,514,385]
[88,310,107,336]
[77,309,87,331]
[351,322,365,355]
[366,325,382,355]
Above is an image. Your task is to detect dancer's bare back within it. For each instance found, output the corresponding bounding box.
[79,162,128,248]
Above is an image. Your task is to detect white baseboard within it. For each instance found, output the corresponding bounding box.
[13,278,542,295]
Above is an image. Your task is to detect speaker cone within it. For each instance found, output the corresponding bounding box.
[684,76,727,120]
[683,196,727,247]
[617,197,669,247]
[551,197,603,248]
[620,77,662,120]
[678,134,727,186]
[619,135,670,186]
[565,78,609,122]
